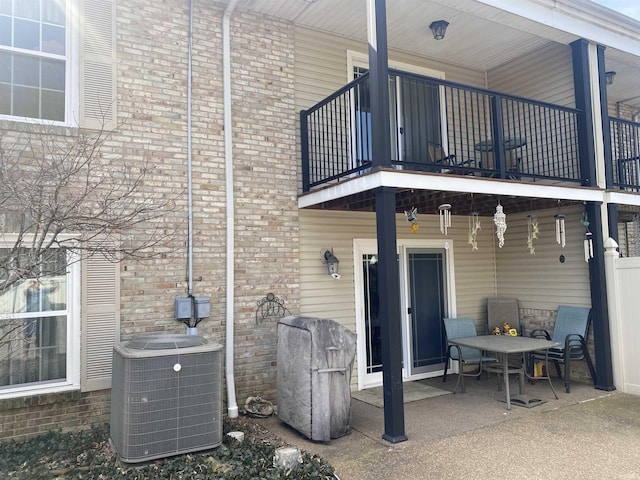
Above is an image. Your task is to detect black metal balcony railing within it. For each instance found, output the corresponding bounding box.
[301,69,585,192]
[610,117,640,192]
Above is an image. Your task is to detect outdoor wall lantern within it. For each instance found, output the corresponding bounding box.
[323,249,341,280]
[429,20,449,40]
[606,71,616,85]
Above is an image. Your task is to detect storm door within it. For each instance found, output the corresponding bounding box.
[404,250,447,377]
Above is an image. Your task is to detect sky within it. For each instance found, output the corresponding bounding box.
[590,0,640,20]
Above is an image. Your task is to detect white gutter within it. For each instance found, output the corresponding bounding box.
[223,0,240,418]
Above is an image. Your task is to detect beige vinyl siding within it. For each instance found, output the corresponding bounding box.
[299,209,497,326]
[487,43,575,108]
[495,205,591,310]
[295,26,486,113]
[79,0,117,130]
[80,254,120,392]
[300,209,497,388]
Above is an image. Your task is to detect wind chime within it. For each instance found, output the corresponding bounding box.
[467,195,480,251]
[404,190,419,233]
[493,201,507,248]
[554,213,566,247]
[581,206,594,262]
[439,203,452,235]
[527,214,539,254]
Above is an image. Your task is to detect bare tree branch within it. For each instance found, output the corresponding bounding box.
[0,124,181,292]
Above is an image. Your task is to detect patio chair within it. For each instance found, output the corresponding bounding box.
[487,297,521,335]
[428,144,472,174]
[442,317,498,394]
[529,305,596,393]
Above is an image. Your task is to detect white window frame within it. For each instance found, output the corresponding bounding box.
[0,0,80,127]
[0,235,81,399]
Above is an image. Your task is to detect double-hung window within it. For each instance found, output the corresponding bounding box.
[0,245,80,397]
[0,0,75,123]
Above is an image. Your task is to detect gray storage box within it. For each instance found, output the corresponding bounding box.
[110,334,222,463]
[277,316,356,441]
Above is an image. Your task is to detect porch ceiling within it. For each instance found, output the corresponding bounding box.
[305,188,576,218]
[217,0,640,109]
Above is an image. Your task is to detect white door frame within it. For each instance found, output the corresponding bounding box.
[353,238,457,390]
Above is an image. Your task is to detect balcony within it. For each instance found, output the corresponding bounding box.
[301,69,585,193]
[610,117,640,192]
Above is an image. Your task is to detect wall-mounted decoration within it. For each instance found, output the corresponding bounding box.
[527,214,539,255]
[255,293,291,326]
[405,206,419,233]
[439,203,452,235]
[493,203,507,248]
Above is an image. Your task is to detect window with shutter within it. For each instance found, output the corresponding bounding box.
[0,244,81,398]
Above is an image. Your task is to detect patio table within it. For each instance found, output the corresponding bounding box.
[448,335,560,410]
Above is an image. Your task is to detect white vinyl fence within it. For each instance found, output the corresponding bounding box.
[605,239,640,395]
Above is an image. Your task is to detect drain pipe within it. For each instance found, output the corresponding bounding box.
[223,0,239,418]
[187,0,194,298]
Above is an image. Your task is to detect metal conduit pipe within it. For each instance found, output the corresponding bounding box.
[223,0,240,418]
[187,0,194,298]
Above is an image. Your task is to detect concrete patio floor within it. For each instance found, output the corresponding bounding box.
[257,374,640,479]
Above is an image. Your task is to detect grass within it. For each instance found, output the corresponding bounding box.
[0,418,336,479]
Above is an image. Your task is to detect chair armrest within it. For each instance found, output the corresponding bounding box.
[434,154,456,165]
[530,329,551,340]
[564,333,586,350]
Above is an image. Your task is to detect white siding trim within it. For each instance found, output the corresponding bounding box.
[299,170,605,208]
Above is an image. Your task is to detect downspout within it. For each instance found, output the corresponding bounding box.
[187,0,194,299]
[223,0,240,418]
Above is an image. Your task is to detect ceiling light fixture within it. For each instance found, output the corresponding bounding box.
[429,20,449,40]
[605,71,616,85]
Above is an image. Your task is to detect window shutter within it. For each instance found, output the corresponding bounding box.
[79,0,117,130]
[81,254,120,392]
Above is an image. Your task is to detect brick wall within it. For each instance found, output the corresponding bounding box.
[114,2,299,404]
[0,390,110,442]
[0,1,298,440]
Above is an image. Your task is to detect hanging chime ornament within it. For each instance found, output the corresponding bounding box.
[554,213,566,248]
[439,203,452,235]
[468,212,480,251]
[405,206,419,233]
[581,209,594,262]
[493,202,507,248]
[527,214,539,255]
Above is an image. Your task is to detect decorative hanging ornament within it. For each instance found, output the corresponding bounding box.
[581,209,594,262]
[554,214,566,248]
[405,206,418,233]
[468,212,480,251]
[439,203,452,235]
[493,203,507,248]
[527,214,539,255]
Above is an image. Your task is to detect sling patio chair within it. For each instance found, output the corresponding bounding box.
[443,317,498,394]
[529,305,597,393]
